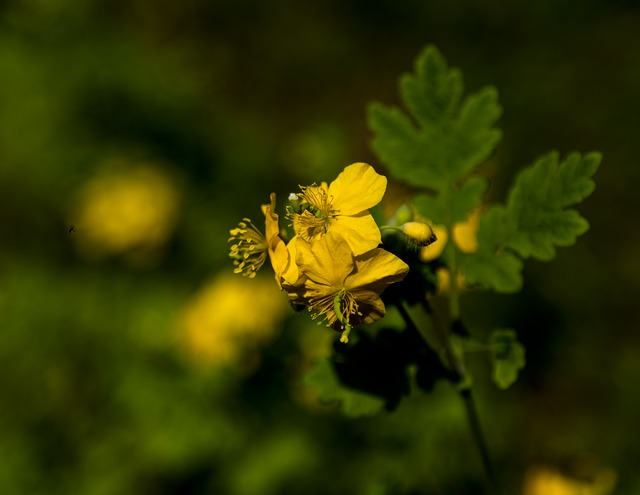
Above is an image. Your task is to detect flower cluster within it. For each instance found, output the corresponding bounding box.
[229,163,409,342]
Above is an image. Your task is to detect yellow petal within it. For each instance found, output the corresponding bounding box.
[262,192,280,242]
[296,232,354,287]
[329,212,381,256]
[262,193,294,288]
[347,248,409,290]
[281,236,301,286]
[328,163,387,215]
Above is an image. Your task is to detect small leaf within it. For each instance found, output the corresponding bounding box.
[503,151,601,260]
[489,329,525,389]
[304,359,385,418]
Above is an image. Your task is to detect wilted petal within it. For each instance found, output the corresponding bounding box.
[350,290,387,325]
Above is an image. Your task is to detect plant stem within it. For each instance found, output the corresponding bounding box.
[425,300,500,495]
[460,388,500,495]
[397,300,499,493]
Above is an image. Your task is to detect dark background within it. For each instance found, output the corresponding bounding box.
[0,1,637,493]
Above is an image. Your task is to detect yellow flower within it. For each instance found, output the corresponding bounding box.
[177,272,288,372]
[522,465,616,495]
[296,231,409,342]
[288,162,387,255]
[71,163,179,262]
[452,208,480,253]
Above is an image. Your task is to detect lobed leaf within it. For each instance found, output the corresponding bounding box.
[368,45,501,191]
[503,151,601,260]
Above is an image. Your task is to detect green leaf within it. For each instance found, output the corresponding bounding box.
[489,329,525,389]
[460,206,523,293]
[462,250,523,294]
[414,176,488,225]
[503,151,601,260]
[368,45,501,190]
[304,359,385,417]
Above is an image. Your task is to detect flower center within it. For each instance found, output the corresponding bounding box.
[286,184,339,241]
[228,218,268,278]
[308,287,360,329]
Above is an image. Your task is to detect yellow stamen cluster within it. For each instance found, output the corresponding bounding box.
[287,184,338,241]
[307,288,361,329]
[228,218,268,278]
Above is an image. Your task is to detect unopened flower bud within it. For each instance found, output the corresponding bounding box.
[400,221,437,247]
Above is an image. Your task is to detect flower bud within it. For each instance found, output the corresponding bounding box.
[400,221,437,247]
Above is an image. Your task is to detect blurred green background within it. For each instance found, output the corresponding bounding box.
[1,1,638,494]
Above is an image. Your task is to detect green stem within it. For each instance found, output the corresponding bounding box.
[398,300,498,494]
[433,185,500,494]
[461,388,500,495]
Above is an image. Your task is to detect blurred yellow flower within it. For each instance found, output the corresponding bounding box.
[452,208,480,253]
[434,267,466,296]
[288,162,387,255]
[296,231,408,342]
[523,465,616,495]
[71,163,179,262]
[177,273,288,371]
[419,208,481,262]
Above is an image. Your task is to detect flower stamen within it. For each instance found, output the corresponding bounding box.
[286,184,339,241]
[228,218,268,278]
